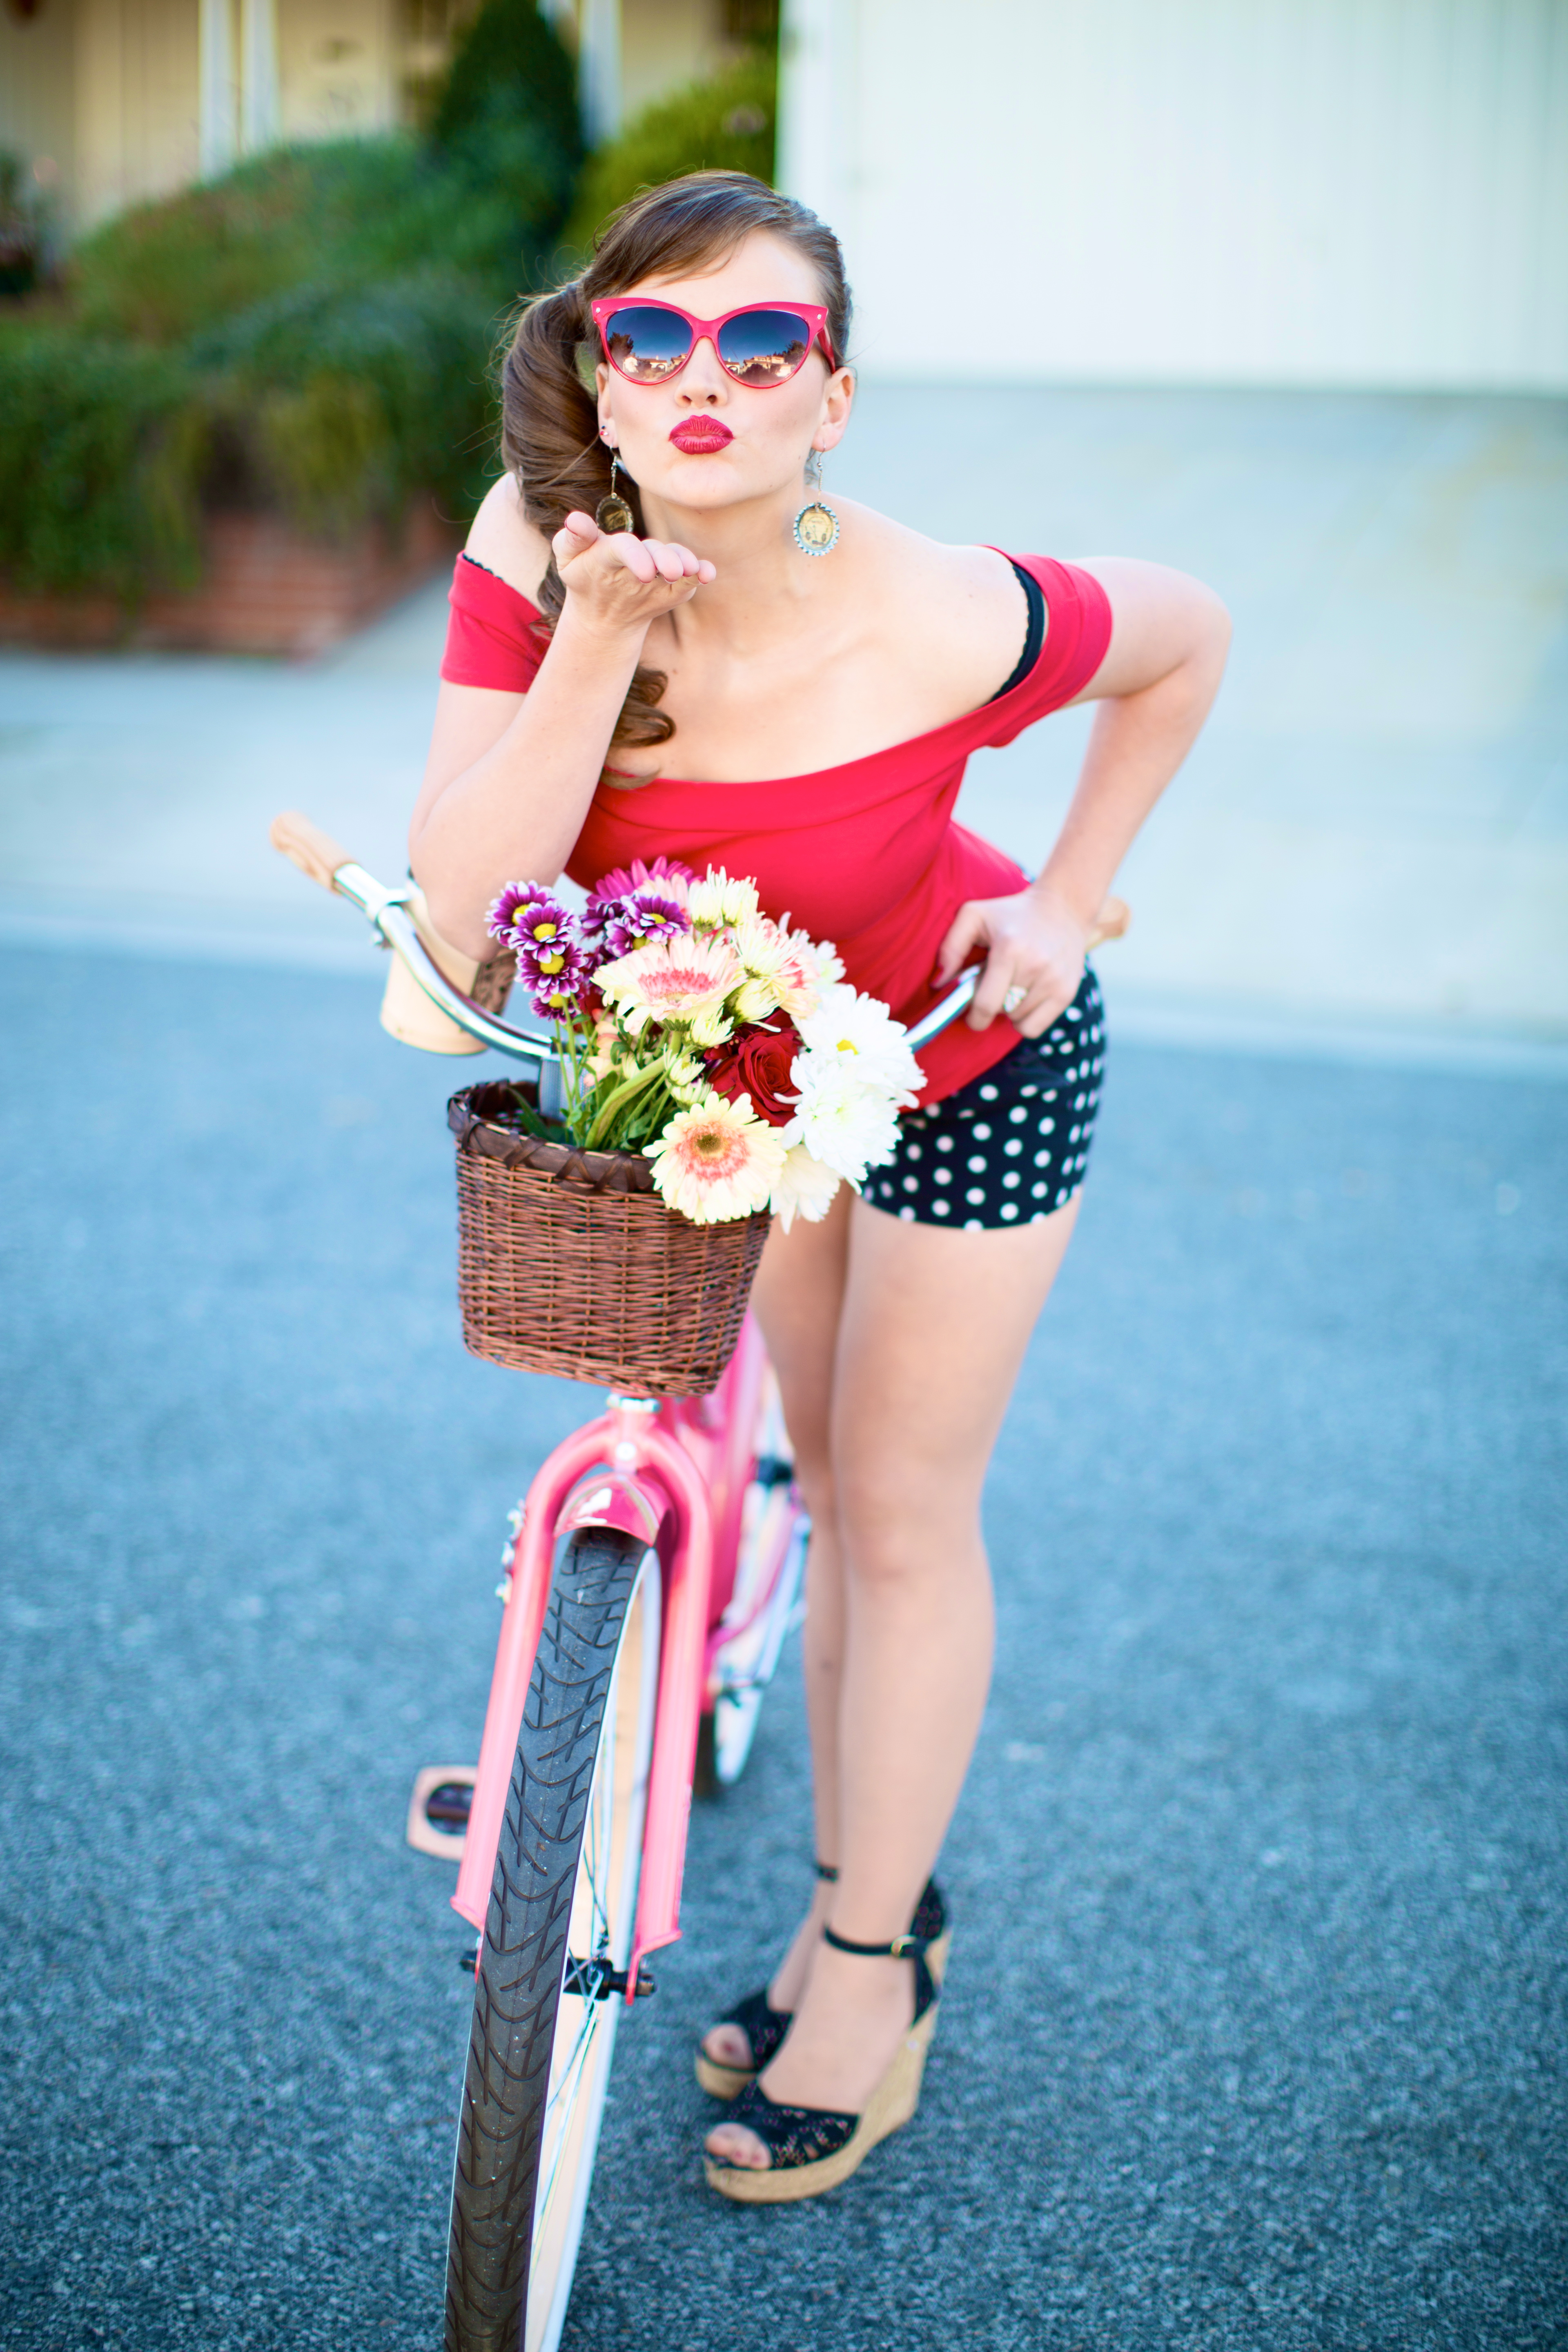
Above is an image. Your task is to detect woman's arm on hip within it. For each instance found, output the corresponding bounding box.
[1043,555,1231,925]
[938,556,1230,1032]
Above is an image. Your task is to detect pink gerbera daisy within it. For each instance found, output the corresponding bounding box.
[594,931,743,1043]
[645,1092,787,1224]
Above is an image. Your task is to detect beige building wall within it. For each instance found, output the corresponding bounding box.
[621,0,732,118]
[562,0,750,138]
[72,0,200,229]
[0,0,435,239]
[0,0,744,245]
[277,0,402,145]
[0,0,77,231]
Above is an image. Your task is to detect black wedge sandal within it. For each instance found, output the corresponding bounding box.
[704,1924,940,2203]
[693,1864,950,2100]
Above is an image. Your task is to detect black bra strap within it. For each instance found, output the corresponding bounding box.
[989,559,1045,702]
[815,1859,840,1882]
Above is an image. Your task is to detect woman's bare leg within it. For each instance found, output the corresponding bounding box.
[706,1191,1081,2165]
[702,1191,852,2069]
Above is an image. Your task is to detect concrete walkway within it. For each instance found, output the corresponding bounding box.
[2,386,1564,1066]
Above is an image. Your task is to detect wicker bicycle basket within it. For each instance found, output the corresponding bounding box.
[448,1080,771,1397]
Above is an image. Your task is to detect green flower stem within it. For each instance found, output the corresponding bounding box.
[584,1056,667,1150]
[555,1013,603,1145]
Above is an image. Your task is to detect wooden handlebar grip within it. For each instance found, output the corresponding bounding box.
[270,810,352,892]
[1087,894,1130,948]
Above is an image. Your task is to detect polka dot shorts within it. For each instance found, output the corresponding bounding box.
[862,967,1105,1230]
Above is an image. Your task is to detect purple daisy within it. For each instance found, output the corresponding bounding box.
[486,881,539,944]
[598,889,691,960]
[583,856,695,940]
[486,881,578,957]
[519,933,591,1021]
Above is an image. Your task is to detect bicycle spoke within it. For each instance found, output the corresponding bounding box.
[537,2001,605,2225]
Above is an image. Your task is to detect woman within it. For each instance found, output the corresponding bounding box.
[410,172,1229,2202]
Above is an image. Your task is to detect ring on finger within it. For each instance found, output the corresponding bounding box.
[1003,984,1028,1015]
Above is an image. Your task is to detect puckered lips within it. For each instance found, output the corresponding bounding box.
[668,418,734,454]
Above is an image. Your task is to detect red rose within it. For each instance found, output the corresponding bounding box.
[704,1019,802,1127]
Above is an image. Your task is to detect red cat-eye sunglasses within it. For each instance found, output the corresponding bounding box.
[590,296,837,389]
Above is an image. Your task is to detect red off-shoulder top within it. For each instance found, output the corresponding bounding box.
[440,551,1111,1104]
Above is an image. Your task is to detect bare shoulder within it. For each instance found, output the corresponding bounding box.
[466,474,554,606]
[843,510,1033,706]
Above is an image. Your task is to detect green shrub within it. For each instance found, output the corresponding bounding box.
[0,329,202,595]
[564,50,776,257]
[0,0,578,602]
[430,0,581,209]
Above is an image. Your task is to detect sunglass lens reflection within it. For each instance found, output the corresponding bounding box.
[716,309,811,385]
[605,305,693,379]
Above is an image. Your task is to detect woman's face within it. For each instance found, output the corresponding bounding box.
[594,229,852,519]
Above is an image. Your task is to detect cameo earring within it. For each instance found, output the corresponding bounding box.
[596,441,635,535]
[793,448,839,556]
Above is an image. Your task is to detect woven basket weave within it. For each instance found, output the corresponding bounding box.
[448,1080,771,1396]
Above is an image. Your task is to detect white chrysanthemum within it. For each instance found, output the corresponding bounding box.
[687,867,760,930]
[645,1089,787,1224]
[769,1144,842,1233]
[784,926,843,988]
[784,1059,904,1185]
[595,930,742,1036]
[796,983,922,1100]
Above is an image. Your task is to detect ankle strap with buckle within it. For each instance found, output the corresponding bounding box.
[822,1924,937,2019]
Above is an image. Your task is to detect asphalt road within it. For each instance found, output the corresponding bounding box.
[1,944,1563,2352]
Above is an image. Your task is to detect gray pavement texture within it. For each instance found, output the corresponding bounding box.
[2,943,1564,2352]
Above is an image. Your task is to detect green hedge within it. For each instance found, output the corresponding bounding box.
[0,0,579,601]
[564,51,777,258]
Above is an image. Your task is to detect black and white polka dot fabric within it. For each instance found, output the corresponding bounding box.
[863,968,1105,1230]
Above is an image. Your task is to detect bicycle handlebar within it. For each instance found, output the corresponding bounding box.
[268,811,1127,1068]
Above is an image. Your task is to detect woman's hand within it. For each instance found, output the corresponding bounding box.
[934,882,1091,1036]
[553,510,715,641]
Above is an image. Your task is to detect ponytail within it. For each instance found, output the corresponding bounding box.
[500,281,674,763]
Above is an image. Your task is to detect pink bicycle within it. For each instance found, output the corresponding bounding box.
[271,811,1115,2352]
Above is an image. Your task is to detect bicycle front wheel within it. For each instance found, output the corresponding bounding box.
[446,1526,660,2352]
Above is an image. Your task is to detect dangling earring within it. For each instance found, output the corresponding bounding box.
[596,439,635,535]
[793,447,839,556]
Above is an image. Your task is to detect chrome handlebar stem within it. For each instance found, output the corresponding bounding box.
[329,862,565,1069]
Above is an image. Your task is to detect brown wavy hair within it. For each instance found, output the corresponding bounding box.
[499,171,852,771]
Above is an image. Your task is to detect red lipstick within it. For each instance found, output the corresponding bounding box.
[669,418,733,453]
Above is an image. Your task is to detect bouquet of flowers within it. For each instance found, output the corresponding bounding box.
[486,858,922,1229]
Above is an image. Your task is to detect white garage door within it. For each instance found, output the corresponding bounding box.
[781,0,1568,390]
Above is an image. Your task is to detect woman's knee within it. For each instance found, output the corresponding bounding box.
[832,1461,982,1592]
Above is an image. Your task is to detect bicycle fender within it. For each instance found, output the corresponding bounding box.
[555,1469,665,1550]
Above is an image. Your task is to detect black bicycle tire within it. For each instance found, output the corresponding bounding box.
[445,1524,650,2352]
